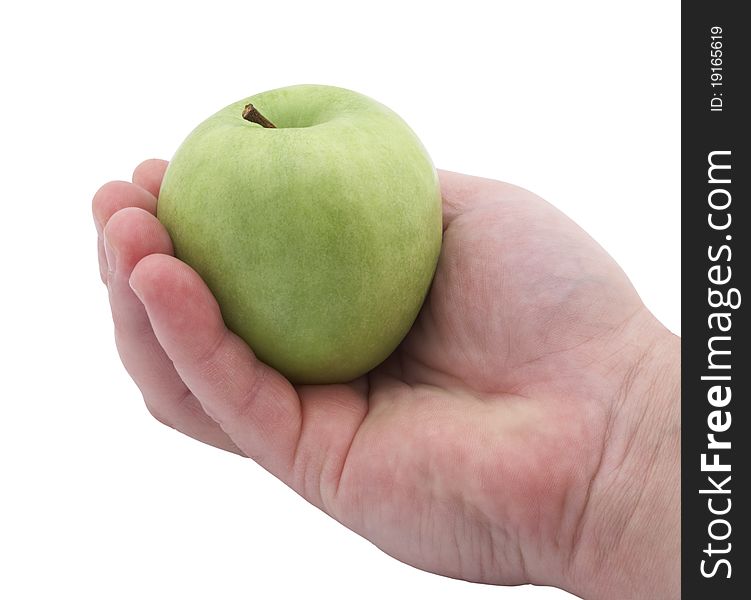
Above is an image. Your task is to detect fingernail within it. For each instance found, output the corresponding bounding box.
[129,275,144,303]
[103,234,117,278]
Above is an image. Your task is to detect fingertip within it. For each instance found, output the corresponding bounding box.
[103,207,173,275]
[133,159,169,198]
[93,180,158,235]
[129,253,220,328]
[92,180,127,234]
[128,253,173,305]
[129,254,235,376]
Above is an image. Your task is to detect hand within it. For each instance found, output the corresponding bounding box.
[93,161,680,599]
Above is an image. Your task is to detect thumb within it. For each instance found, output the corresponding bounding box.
[129,254,302,477]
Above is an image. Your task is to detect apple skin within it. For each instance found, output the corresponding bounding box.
[157,85,442,384]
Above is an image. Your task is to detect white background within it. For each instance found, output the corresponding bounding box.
[0,1,680,598]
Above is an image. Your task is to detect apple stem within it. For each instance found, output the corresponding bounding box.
[242,103,276,128]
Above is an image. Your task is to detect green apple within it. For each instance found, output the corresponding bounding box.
[157,84,442,384]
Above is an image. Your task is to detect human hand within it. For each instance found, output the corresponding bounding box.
[93,161,679,599]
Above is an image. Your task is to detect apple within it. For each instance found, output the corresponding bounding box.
[157,85,442,384]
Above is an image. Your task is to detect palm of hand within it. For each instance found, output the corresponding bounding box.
[325,173,650,585]
[95,163,657,590]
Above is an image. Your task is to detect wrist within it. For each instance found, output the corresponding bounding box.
[566,315,680,600]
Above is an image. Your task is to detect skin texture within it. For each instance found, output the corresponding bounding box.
[93,162,680,599]
[158,85,442,383]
